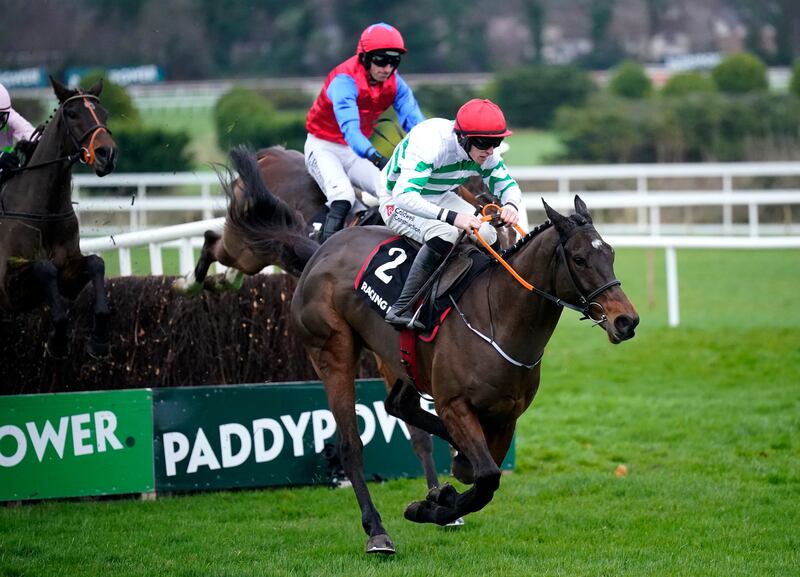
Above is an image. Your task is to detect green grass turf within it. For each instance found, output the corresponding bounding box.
[1,250,798,576]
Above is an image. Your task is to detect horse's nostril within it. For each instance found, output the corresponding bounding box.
[615,315,638,335]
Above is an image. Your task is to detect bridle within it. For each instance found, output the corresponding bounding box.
[9,92,111,174]
[550,232,621,325]
[449,219,621,369]
[473,208,621,324]
[0,93,111,222]
[58,93,111,167]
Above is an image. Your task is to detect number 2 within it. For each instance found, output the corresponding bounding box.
[375,247,407,284]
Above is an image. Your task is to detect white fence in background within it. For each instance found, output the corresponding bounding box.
[75,162,800,328]
[74,161,800,236]
[79,223,800,329]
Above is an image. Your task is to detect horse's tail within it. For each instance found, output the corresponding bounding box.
[221,146,319,275]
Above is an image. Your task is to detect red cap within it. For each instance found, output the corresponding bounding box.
[454,99,513,137]
[357,23,406,55]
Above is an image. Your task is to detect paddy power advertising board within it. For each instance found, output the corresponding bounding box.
[0,390,154,500]
[0,380,514,500]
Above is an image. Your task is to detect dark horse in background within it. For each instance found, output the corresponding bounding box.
[172,145,512,295]
[0,77,117,358]
[223,148,639,554]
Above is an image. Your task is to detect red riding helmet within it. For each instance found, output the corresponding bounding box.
[357,23,406,55]
[454,99,513,137]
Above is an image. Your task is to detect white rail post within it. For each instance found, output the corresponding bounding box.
[665,246,679,327]
[148,243,163,275]
[138,183,147,227]
[119,247,133,276]
[637,173,648,233]
[748,202,759,237]
[179,238,195,276]
[201,183,213,220]
[722,173,733,235]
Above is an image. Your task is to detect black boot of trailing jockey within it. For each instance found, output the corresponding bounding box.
[385,239,450,330]
[319,200,351,244]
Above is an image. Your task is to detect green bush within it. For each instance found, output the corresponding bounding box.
[493,65,594,128]
[215,87,306,151]
[789,60,800,99]
[608,60,652,99]
[661,71,716,97]
[554,95,657,163]
[256,88,314,111]
[111,124,193,172]
[711,52,768,94]
[553,91,800,163]
[413,84,482,119]
[79,70,141,129]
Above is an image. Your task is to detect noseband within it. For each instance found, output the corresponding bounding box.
[60,93,111,167]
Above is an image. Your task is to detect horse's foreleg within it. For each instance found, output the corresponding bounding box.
[83,254,110,358]
[404,398,502,526]
[314,332,395,555]
[31,260,68,359]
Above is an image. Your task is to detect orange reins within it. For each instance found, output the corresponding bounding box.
[471,203,534,291]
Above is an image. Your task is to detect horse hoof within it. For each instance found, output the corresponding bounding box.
[365,534,395,555]
[404,500,435,524]
[171,277,202,296]
[444,517,465,528]
[426,483,458,508]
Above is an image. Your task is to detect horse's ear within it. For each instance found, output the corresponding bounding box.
[574,195,593,223]
[543,198,570,235]
[87,78,104,97]
[50,75,71,103]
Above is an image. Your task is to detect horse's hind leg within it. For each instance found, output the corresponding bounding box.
[31,260,68,359]
[172,229,238,295]
[311,329,395,555]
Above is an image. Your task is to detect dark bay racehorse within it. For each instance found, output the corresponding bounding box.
[227,148,639,554]
[0,77,117,358]
[172,146,509,295]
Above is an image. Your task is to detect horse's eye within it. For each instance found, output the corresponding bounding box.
[65,108,78,119]
[572,256,587,266]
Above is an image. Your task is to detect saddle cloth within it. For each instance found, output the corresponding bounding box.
[354,235,492,337]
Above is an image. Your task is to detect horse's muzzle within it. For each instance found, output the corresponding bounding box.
[610,313,639,343]
[93,146,116,177]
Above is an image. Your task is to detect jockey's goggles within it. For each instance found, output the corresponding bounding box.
[370,54,401,68]
[470,136,504,150]
[0,111,8,127]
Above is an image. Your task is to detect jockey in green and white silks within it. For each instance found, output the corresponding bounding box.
[378,99,522,329]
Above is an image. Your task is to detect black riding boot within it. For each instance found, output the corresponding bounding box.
[319,200,351,244]
[385,243,447,330]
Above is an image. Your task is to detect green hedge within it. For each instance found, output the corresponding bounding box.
[111,125,193,172]
[215,87,306,151]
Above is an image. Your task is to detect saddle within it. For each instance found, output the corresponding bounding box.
[355,236,492,336]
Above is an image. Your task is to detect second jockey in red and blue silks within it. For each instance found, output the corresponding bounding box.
[305,22,425,243]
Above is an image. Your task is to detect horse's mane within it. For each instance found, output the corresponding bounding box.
[499,212,590,259]
[499,220,554,259]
